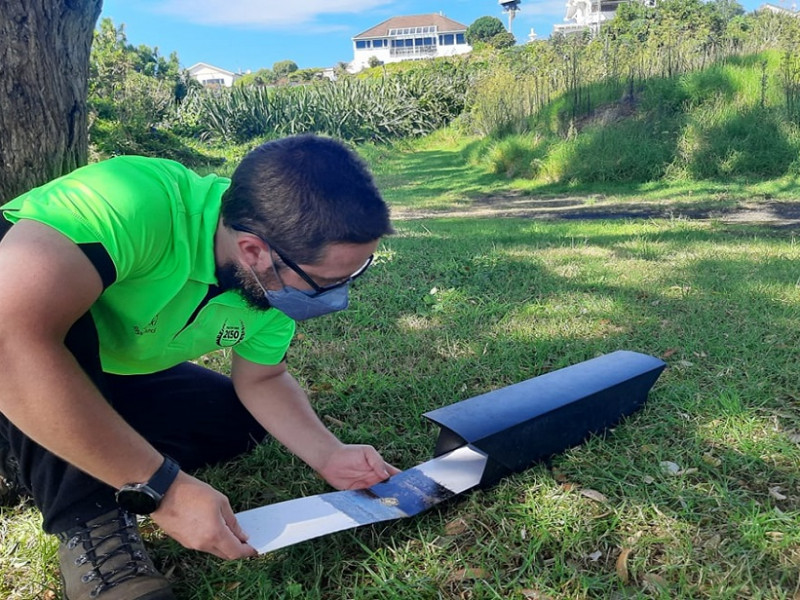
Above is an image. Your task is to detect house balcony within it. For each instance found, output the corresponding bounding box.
[389,45,438,58]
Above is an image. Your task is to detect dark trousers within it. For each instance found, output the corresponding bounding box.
[0,219,267,534]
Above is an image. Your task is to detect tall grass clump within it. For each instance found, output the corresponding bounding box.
[666,53,800,179]
[186,66,472,144]
[540,115,678,183]
[482,135,547,179]
[780,50,800,124]
[464,67,540,136]
[466,48,800,185]
[671,100,800,179]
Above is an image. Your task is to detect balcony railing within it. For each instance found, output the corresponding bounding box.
[389,45,438,58]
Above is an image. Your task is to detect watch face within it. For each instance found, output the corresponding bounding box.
[116,486,160,515]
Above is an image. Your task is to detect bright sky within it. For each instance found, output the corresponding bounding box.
[100,0,768,73]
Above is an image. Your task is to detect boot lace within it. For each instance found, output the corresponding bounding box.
[65,511,155,598]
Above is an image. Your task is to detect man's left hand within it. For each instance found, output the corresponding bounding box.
[318,444,401,490]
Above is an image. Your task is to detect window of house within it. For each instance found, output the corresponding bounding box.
[440,34,455,45]
[456,33,466,44]
[356,40,368,49]
[373,39,384,48]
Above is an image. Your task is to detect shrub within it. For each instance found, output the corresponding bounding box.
[466,16,506,45]
[485,135,544,178]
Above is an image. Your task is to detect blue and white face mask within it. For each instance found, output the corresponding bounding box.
[249,265,350,321]
[234,225,372,321]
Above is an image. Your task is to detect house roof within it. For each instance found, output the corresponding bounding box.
[758,3,800,15]
[187,62,236,77]
[353,14,468,39]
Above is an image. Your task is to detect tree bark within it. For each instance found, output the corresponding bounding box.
[0,0,103,204]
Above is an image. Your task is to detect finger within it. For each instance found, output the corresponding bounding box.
[364,447,390,479]
[222,506,250,543]
[347,475,379,490]
[215,540,258,560]
[217,504,258,559]
[213,525,258,559]
[385,463,402,476]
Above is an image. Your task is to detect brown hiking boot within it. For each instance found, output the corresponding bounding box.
[57,508,175,600]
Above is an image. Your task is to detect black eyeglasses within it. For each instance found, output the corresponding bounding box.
[233,225,374,295]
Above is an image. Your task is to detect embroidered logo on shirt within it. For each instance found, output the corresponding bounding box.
[133,316,158,335]
[216,320,246,347]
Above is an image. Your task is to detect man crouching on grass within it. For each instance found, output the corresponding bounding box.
[0,134,399,600]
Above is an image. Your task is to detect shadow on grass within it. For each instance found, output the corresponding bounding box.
[378,147,503,209]
[376,143,800,226]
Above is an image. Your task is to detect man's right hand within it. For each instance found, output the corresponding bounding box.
[151,471,256,560]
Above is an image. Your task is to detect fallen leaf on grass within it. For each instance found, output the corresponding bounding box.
[660,461,681,475]
[769,486,787,501]
[616,548,632,584]
[642,573,669,591]
[432,535,456,549]
[787,431,800,444]
[642,475,655,484]
[702,453,721,467]
[661,348,677,359]
[42,592,57,600]
[703,533,722,550]
[448,567,488,582]
[444,518,468,535]
[766,531,784,541]
[323,415,346,428]
[588,550,602,562]
[521,590,554,600]
[580,489,608,503]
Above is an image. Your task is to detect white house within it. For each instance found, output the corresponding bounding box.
[350,14,472,72]
[757,3,800,17]
[553,0,657,35]
[187,62,239,88]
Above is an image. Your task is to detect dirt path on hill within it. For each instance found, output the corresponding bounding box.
[391,193,800,228]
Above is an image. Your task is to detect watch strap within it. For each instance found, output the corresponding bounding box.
[147,455,180,496]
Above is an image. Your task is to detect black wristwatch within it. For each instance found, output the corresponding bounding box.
[115,455,180,515]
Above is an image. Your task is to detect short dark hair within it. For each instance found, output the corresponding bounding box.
[221,134,393,263]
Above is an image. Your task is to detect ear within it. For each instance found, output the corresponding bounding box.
[234,232,272,271]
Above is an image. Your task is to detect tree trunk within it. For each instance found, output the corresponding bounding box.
[0,0,103,204]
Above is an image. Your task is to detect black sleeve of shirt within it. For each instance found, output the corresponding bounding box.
[78,242,117,289]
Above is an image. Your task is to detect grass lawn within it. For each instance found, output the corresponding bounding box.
[363,131,800,222]
[2,138,799,599]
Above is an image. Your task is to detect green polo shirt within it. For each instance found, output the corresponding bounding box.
[1,156,295,375]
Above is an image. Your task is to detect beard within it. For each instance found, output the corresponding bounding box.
[215,261,276,311]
